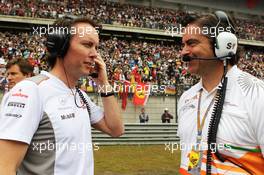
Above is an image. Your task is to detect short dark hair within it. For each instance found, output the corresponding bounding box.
[6,58,34,76]
[182,13,241,65]
[46,17,100,68]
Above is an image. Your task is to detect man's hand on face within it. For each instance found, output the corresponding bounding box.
[93,53,109,87]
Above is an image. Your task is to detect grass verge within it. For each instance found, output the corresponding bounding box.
[94,145,181,175]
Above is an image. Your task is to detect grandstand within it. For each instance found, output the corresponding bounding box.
[0,1,264,175]
[0,0,263,144]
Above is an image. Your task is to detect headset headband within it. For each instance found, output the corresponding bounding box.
[46,16,74,59]
[214,11,236,34]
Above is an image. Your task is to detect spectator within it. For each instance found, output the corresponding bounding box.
[5,58,34,90]
[0,0,262,41]
[161,108,173,123]
[0,57,7,74]
[0,31,263,94]
[0,72,6,92]
[0,58,34,114]
[139,107,149,123]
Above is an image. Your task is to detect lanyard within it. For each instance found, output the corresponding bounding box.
[196,89,216,143]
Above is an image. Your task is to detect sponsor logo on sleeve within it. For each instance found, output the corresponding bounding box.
[5,113,22,118]
[11,89,28,98]
[7,102,25,108]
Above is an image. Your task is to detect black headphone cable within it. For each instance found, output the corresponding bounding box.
[62,62,92,117]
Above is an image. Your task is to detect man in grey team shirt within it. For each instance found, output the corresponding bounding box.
[0,17,124,174]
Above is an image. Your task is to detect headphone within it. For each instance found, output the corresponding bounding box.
[46,17,74,59]
[213,11,238,59]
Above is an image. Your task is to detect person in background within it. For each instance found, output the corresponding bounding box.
[5,58,34,90]
[139,107,149,123]
[161,108,173,123]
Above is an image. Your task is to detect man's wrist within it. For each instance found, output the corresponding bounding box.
[100,91,115,97]
[97,83,113,94]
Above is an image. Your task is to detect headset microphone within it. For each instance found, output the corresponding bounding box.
[181,53,234,62]
[182,56,216,62]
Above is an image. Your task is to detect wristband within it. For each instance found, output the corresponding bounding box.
[100,92,115,97]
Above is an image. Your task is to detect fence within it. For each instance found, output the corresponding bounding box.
[92,123,179,145]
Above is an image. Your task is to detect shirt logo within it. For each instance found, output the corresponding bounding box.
[61,113,75,120]
[5,113,22,118]
[11,89,28,98]
[7,102,25,108]
[58,97,67,106]
[180,104,196,113]
[184,94,198,104]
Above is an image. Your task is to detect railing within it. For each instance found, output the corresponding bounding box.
[92,123,179,145]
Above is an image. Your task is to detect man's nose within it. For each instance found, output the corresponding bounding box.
[89,47,98,59]
[180,46,191,57]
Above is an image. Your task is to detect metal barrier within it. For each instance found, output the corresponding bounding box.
[92,123,179,145]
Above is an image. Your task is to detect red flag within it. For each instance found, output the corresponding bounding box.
[133,83,150,106]
[132,66,142,83]
[121,80,130,110]
[246,0,259,8]
[165,86,176,95]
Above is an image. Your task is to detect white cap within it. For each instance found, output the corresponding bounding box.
[0,58,7,65]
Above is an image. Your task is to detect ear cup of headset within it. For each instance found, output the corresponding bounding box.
[215,32,238,58]
[46,31,71,59]
[214,11,238,59]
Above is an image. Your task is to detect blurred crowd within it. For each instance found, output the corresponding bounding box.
[0,32,47,72]
[0,32,263,91]
[236,19,264,41]
[100,38,192,86]
[238,49,264,79]
[0,0,263,41]
[0,31,198,87]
